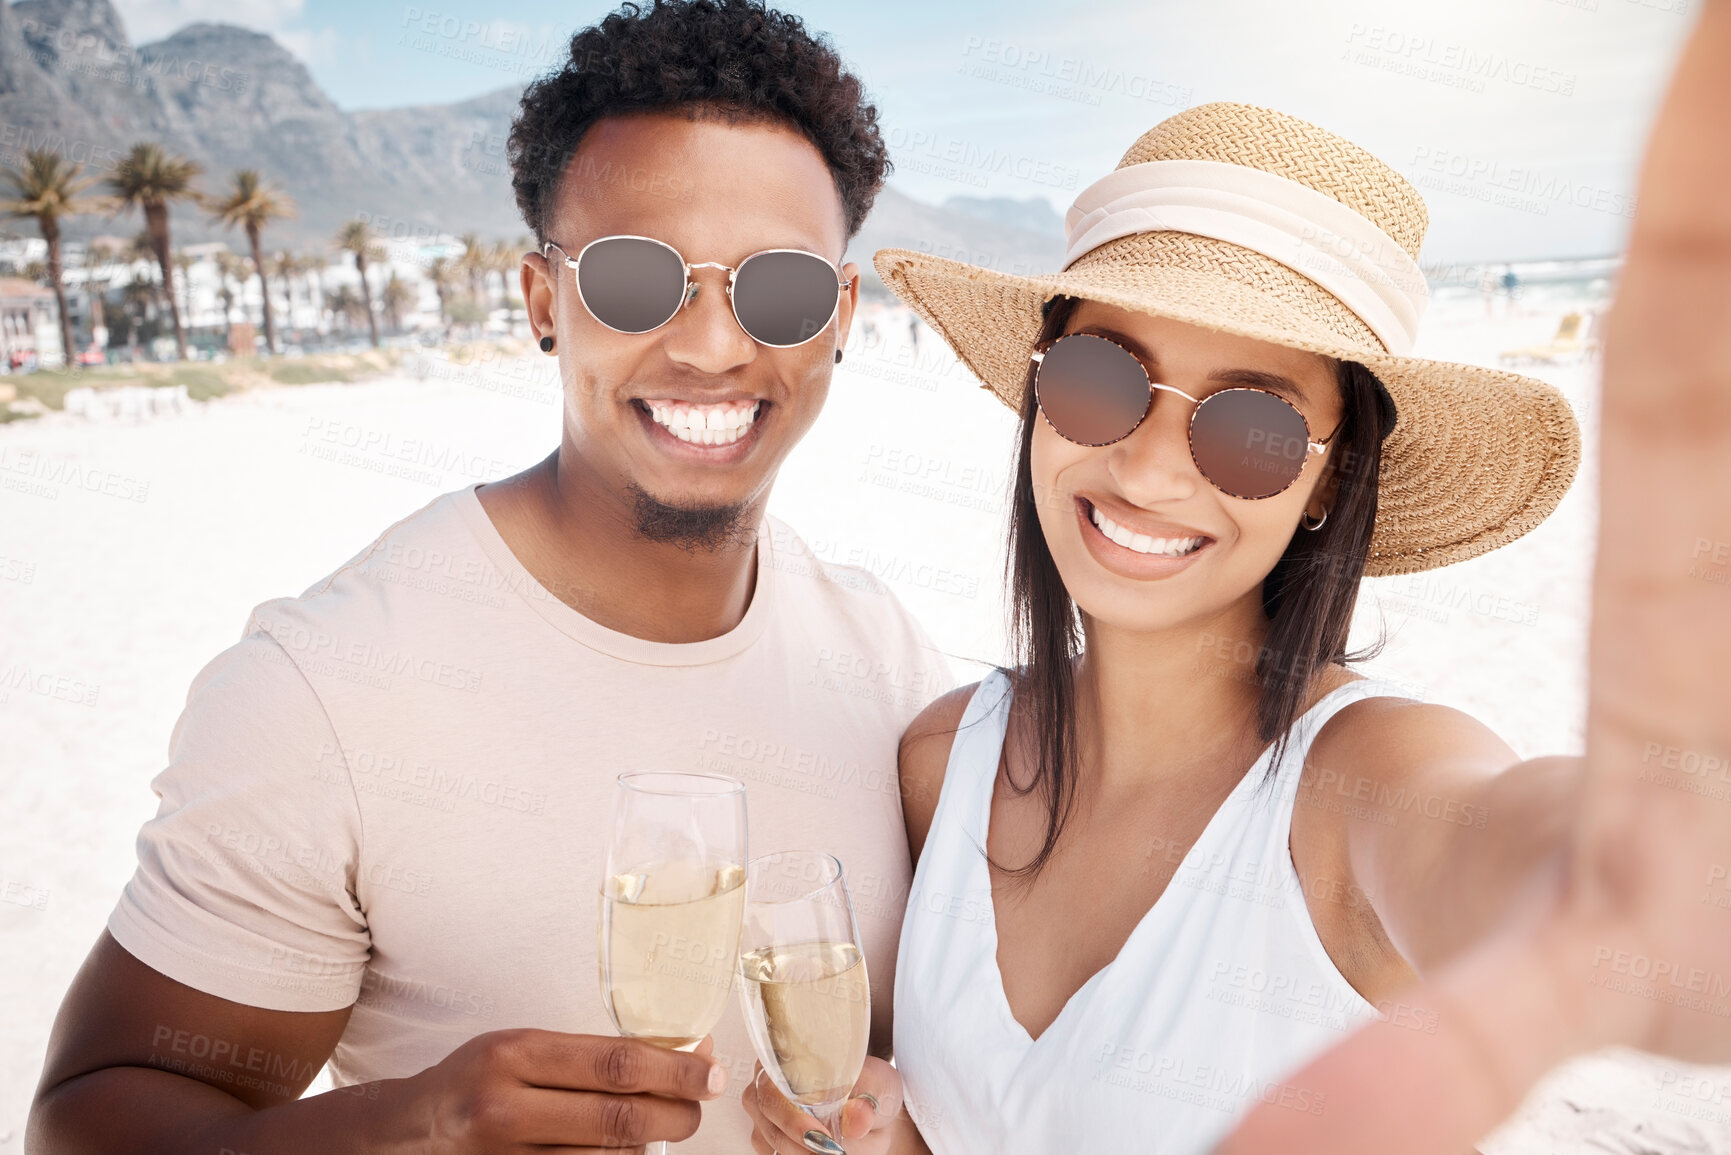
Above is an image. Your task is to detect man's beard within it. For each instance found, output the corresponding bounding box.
[627,484,758,553]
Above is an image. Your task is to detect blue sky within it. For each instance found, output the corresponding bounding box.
[111,0,1697,263]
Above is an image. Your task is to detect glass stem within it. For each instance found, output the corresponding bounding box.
[816,1102,850,1152]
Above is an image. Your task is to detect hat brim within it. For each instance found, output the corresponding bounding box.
[873,246,1581,577]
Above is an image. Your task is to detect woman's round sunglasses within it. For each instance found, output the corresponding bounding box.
[541,234,853,348]
[1031,333,1343,500]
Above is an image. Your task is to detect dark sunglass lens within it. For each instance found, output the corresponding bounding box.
[576,237,686,333]
[1190,389,1313,498]
[1035,335,1151,445]
[732,251,840,346]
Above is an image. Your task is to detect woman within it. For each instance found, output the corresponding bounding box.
[746,15,1731,1147]
[748,97,1579,1154]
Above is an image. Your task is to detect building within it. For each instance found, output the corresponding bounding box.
[0,277,64,370]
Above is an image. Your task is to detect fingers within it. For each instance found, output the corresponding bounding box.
[838,1056,904,1139]
[1212,923,1601,1155]
[742,1064,826,1155]
[506,1085,700,1148]
[495,1030,726,1102]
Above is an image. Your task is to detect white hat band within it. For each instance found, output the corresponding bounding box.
[1063,159,1429,355]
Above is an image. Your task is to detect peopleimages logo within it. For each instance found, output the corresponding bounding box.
[1409,147,1638,219]
[883,126,1082,191]
[1589,947,1731,1011]
[957,36,1192,109]
[0,445,150,503]
[17,18,251,93]
[253,612,485,694]
[1343,24,1577,96]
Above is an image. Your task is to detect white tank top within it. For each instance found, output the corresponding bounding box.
[894,669,1414,1155]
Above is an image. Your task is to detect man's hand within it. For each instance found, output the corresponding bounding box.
[30,933,729,1154]
[742,1056,908,1155]
[404,1029,728,1151]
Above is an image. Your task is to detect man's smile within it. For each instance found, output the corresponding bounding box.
[632,397,771,461]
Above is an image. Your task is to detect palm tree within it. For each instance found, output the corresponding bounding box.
[107,142,203,360]
[269,250,300,342]
[457,231,486,304]
[85,240,113,351]
[325,282,364,334]
[208,169,293,354]
[289,251,325,339]
[172,249,196,342]
[122,231,158,301]
[117,231,161,353]
[505,234,532,309]
[425,254,456,333]
[380,269,413,333]
[484,240,508,311]
[215,250,251,348]
[0,149,110,368]
[123,229,156,265]
[334,218,382,348]
[285,251,316,343]
[118,276,156,355]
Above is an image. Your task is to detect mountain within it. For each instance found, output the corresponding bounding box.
[0,0,528,248]
[0,0,1067,281]
[851,187,1064,297]
[940,194,1063,237]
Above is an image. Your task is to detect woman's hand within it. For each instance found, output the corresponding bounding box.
[742,1056,907,1155]
[1215,4,1731,1153]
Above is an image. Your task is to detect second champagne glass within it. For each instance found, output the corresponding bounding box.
[598,771,748,1154]
[736,850,872,1154]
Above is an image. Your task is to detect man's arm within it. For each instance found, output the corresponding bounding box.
[29,931,727,1154]
[31,932,371,1152]
[30,622,728,1155]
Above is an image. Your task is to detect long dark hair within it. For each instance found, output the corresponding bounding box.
[999,295,1399,879]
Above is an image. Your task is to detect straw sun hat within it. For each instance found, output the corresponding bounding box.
[873,102,1581,576]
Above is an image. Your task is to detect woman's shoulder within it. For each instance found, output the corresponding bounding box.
[1308,668,1515,791]
[899,675,1005,862]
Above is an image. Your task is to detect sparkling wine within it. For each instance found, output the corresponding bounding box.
[600,859,747,1047]
[737,940,870,1109]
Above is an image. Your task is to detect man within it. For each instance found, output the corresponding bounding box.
[27,2,948,1151]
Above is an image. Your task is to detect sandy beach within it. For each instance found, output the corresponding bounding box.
[3,291,1728,1152]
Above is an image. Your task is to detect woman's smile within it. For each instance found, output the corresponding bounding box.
[1073,495,1216,580]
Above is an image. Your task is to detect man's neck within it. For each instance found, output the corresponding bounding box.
[476,450,763,644]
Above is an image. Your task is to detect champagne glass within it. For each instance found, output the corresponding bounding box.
[599,772,748,1154]
[736,851,872,1154]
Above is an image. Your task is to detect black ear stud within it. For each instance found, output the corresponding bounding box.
[834,348,843,364]
[539,335,555,353]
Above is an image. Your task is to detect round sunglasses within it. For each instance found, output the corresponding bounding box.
[1030,333,1343,500]
[541,234,853,348]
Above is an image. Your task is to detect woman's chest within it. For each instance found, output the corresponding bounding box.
[984,779,1236,1041]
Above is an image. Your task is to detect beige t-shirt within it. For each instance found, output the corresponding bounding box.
[108,482,953,1151]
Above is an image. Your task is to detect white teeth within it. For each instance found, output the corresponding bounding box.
[1088,505,1204,557]
[644,400,762,446]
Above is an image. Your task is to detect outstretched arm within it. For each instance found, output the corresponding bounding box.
[1217,2,1731,1150]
